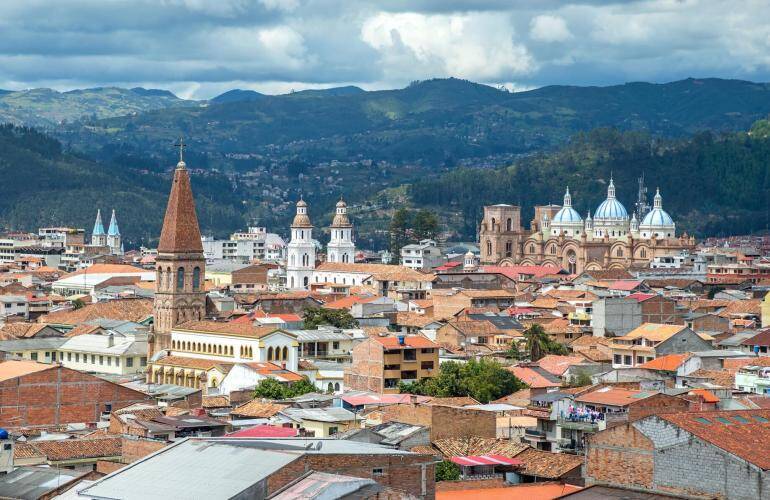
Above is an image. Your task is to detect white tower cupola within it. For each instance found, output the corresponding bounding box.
[327,197,355,264]
[286,198,316,290]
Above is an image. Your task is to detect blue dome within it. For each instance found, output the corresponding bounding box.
[641,208,674,227]
[552,206,582,223]
[595,198,628,219]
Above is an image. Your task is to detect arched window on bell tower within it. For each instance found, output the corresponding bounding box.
[193,267,201,291]
[176,267,185,291]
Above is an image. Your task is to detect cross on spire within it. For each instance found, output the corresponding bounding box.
[174,136,186,165]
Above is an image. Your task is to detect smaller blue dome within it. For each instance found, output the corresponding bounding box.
[552,206,583,223]
[0,429,8,439]
[641,208,674,227]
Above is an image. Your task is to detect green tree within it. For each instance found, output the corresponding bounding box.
[71,298,85,310]
[285,378,317,398]
[389,208,412,257]
[570,370,593,387]
[303,307,359,329]
[254,377,317,400]
[412,209,439,241]
[400,359,523,404]
[523,324,550,361]
[435,460,461,482]
[253,378,287,400]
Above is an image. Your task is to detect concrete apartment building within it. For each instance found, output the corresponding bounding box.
[609,323,713,369]
[400,239,446,271]
[344,335,439,393]
[591,297,641,338]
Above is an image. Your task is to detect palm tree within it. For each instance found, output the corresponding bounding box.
[523,324,550,361]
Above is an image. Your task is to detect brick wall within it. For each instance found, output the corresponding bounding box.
[381,403,496,441]
[641,296,684,325]
[344,338,385,393]
[585,422,654,489]
[435,324,463,349]
[0,366,148,429]
[432,294,471,321]
[120,437,167,461]
[627,393,690,422]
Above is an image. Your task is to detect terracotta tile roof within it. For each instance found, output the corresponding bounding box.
[445,320,502,336]
[535,355,586,376]
[13,443,45,460]
[638,353,690,371]
[512,448,583,478]
[40,298,153,325]
[545,289,597,301]
[459,289,517,299]
[158,163,204,253]
[436,483,582,499]
[374,334,438,349]
[659,410,770,469]
[493,388,531,406]
[620,323,688,342]
[432,437,529,459]
[626,292,656,303]
[568,335,611,348]
[29,437,122,461]
[315,262,434,282]
[508,366,561,389]
[688,369,735,388]
[202,395,231,408]
[607,280,644,291]
[687,388,720,403]
[230,400,289,418]
[724,356,770,369]
[576,349,612,363]
[244,362,304,382]
[481,265,563,280]
[323,295,377,310]
[0,360,54,382]
[580,269,633,280]
[174,320,293,339]
[65,323,104,337]
[62,264,147,279]
[575,388,658,407]
[0,322,57,339]
[716,299,761,318]
[741,329,770,347]
[153,355,232,372]
[530,297,560,309]
[426,396,480,407]
[643,278,701,289]
[395,312,438,328]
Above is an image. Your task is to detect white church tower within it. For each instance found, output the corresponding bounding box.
[106,209,123,255]
[327,197,355,264]
[91,209,107,247]
[286,198,316,290]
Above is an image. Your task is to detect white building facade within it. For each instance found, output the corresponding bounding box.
[286,199,316,290]
[327,198,355,264]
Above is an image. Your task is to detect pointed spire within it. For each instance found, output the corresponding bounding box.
[607,175,616,199]
[107,209,120,236]
[563,186,572,207]
[158,158,203,253]
[92,209,105,236]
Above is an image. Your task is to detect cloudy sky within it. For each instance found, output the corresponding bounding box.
[1,0,769,99]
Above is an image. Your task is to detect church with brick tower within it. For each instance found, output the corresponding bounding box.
[150,149,206,356]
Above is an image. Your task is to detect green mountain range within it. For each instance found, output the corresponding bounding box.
[1,77,770,247]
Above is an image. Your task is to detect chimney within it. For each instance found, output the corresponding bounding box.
[107,333,114,347]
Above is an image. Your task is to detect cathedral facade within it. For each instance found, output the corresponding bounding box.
[479,178,695,274]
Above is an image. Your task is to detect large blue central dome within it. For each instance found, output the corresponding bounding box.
[594,178,629,220]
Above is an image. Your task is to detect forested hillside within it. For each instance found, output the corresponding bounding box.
[410,128,770,239]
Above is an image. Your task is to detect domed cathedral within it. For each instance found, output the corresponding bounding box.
[479,177,695,274]
[327,197,355,264]
[286,198,316,290]
[151,147,207,356]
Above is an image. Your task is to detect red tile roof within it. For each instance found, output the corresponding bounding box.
[227,424,298,438]
[508,366,560,389]
[450,454,523,467]
[742,329,770,347]
[481,265,563,280]
[576,388,657,407]
[374,335,438,349]
[638,353,690,371]
[660,410,770,469]
[535,355,585,376]
[626,292,656,303]
[158,163,204,253]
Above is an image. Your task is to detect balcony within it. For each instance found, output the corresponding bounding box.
[557,417,605,432]
[523,428,547,442]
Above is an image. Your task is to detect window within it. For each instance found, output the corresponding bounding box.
[126,357,134,367]
[99,356,104,365]
[694,417,712,424]
[193,267,201,291]
[328,426,339,436]
[282,346,288,360]
[332,341,340,350]
[334,382,340,391]
[486,241,492,256]
[636,356,645,365]
[268,347,274,361]
[421,361,434,370]
[623,355,632,365]
[107,357,112,366]
[67,352,72,361]
[30,352,38,361]
[140,357,147,367]
[614,354,622,365]
[176,267,185,290]
[372,468,384,476]
[75,353,80,362]
[506,218,512,231]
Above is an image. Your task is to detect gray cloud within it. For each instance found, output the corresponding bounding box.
[0,0,768,98]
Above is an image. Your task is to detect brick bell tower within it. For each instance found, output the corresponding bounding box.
[150,139,206,357]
